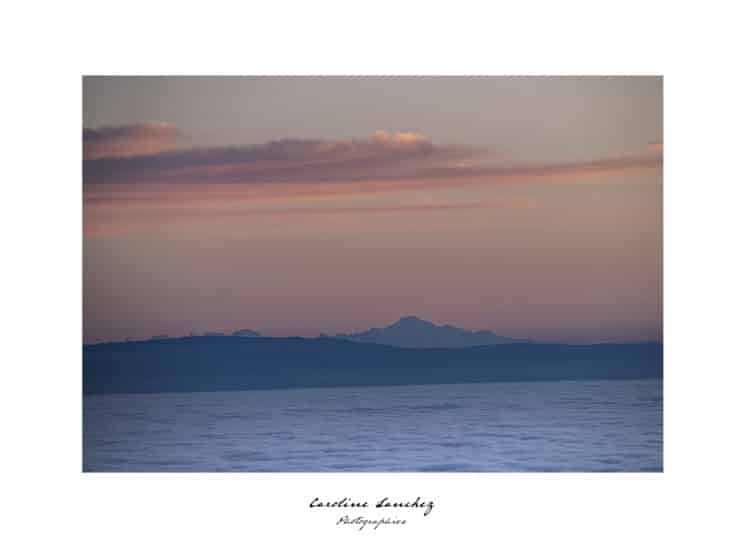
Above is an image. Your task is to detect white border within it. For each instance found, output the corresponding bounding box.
[4,1,745,546]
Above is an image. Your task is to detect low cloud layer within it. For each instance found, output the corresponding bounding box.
[83,122,186,160]
[83,125,661,187]
[83,129,482,184]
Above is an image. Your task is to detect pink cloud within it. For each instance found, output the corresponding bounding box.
[83,128,661,189]
[83,122,186,160]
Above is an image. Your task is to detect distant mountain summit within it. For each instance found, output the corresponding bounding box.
[335,316,532,348]
[231,329,261,337]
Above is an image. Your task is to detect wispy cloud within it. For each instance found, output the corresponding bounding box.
[83,126,661,188]
[83,129,483,184]
[414,153,662,181]
[83,122,186,160]
[83,197,534,237]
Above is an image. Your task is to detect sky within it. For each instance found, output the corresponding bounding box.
[83,76,662,344]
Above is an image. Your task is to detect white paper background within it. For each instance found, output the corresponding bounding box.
[3,1,744,546]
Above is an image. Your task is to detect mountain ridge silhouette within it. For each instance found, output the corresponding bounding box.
[84,336,662,395]
[334,315,533,348]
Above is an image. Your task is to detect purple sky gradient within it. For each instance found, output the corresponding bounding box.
[83,76,662,343]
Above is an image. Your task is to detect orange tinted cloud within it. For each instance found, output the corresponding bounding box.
[648,142,663,153]
[83,129,661,191]
[83,122,186,160]
[83,194,536,236]
[82,130,484,184]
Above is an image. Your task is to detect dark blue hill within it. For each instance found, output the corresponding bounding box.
[83,336,662,395]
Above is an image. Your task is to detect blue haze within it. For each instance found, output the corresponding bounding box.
[84,379,662,472]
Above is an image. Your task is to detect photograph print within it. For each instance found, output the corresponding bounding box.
[83,76,663,472]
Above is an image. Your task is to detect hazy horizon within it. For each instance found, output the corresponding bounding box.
[84,313,663,346]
